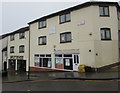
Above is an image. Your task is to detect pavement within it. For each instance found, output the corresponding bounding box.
[2,65,120,83]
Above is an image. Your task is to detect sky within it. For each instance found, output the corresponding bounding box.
[0,0,120,35]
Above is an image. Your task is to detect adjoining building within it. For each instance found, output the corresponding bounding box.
[7,26,29,71]
[28,1,120,71]
[0,34,8,71]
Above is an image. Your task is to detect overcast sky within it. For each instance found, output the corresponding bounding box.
[1,0,119,35]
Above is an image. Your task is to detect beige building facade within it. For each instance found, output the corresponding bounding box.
[7,27,29,71]
[28,1,120,71]
[1,1,119,72]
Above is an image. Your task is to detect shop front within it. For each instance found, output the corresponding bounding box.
[8,56,26,72]
[34,52,80,71]
[55,54,80,71]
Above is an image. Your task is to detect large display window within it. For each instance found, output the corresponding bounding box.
[34,54,52,68]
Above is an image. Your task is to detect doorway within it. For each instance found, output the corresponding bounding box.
[17,60,26,72]
[73,54,80,71]
[4,62,7,71]
[64,58,73,70]
[8,59,16,71]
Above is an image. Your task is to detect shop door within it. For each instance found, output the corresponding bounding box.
[17,60,26,72]
[4,62,7,71]
[9,59,16,71]
[73,54,80,71]
[64,58,73,70]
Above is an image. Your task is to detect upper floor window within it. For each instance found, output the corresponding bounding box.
[10,35,15,41]
[19,32,25,39]
[19,45,25,53]
[38,36,47,45]
[60,32,72,43]
[99,6,109,17]
[10,46,14,53]
[100,28,111,40]
[59,13,71,24]
[38,20,46,29]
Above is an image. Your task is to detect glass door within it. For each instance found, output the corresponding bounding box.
[73,54,80,71]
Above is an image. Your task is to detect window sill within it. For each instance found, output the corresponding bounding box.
[10,52,14,53]
[19,52,24,53]
[19,38,25,39]
[10,40,15,41]
[60,41,72,44]
[60,20,71,24]
[38,26,46,29]
[101,39,112,41]
[100,15,110,17]
[38,44,47,45]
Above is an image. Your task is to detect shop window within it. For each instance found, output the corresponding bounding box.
[34,55,40,67]
[55,54,62,57]
[35,54,52,68]
[64,54,72,57]
[55,54,73,70]
[40,54,45,57]
[46,54,51,57]
[55,57,64,69]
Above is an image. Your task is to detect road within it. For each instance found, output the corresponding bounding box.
[2,79,120,91]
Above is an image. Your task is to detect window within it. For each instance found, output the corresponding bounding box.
[38,20,46,29]
[59,13,71,23]
[34,54,40,67]
[99,6,109,16]
[34,54,52,68]
[19,32,25,39]
[60,32,72,43]
[38,36,47,45]
[19,45,25,53]
[10,46,14,53]
[10,35,15,41]
[55,54,73,70]
[100,28,111,40]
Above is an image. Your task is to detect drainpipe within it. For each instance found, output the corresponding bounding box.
[28,26,30,79]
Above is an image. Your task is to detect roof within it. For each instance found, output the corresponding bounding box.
[0,26,29,39]
[28,1,119,24]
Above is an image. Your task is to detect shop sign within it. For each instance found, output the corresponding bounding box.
[10,56,23,60]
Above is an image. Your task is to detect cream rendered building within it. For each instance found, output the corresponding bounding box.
[7,27,29,71]
[28,1,120,72]
[0,35,8,71]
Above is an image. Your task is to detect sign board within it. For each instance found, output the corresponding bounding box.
[77,20,85,25]
[49,26,56,34]
[10,56,23,60]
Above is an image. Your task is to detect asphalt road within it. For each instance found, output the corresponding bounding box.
[2,79,120,91]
